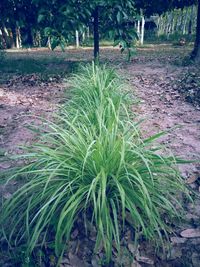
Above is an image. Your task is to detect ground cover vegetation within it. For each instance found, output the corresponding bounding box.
[0,64,191,266]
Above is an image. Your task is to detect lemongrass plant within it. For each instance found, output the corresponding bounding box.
[0,64,189,265]
[62,63,133,131]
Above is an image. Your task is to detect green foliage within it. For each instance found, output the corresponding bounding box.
[101,0,138,60]
[135,0,197,16]
[33,0,138,56]
[0,64,189,264]
[44,27,66,51]
[114,39,137,61]
[113,27,138,61]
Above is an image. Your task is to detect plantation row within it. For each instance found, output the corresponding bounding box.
[0,64,190,265]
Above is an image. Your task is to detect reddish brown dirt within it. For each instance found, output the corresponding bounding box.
[119,57,200,267]
[123,62,200,176]
[0,79,65,152]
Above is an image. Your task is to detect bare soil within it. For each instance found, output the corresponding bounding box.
[0,45,200,267]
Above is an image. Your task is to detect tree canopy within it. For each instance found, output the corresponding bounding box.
[0,0,199,62]
[135,0,197,16]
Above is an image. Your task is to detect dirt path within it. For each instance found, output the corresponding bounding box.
[123,62,200,176]
[0,78,65,150]
[0,78,67,203]
[120,61,200,267]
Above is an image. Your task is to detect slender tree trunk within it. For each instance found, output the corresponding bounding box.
[167,13,173,37]
[179,8,185,32]
[11,27,16,48]
[188,19,192,37]
[170,16,175,34]
[157,17,160,36]
[183,8,189,35]
[171,11,176,34]
[82,31,85,42]
[164,13,169,35]
[75,30,79,48]
[0,26,8,49]
[47,36,52,50]
[87,27,90,38]
[137,20,140,38]
[176,10,182,32]
[34,31,41,47]
[188,5,195,37]
[188,6,192,35]
[140,16,145,45]
[158,15,165,36]
[16,27,22,49]
[164,14,169,35]
[191,0,200,62]
[38,31,41,47]
[93,6,99,61]
[16,29,19,49]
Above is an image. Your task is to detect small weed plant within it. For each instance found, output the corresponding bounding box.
[0,64,189,264]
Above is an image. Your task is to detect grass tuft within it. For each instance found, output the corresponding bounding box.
[0,63,190,264]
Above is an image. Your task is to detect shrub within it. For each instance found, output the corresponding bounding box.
[0,64,189,264]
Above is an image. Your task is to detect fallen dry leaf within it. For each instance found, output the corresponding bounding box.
[186,175,199,184]
[136,255,154,265]
[180,228,200,238]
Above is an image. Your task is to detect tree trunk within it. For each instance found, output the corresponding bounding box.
[0,26,8,49]
[167,13,173,38]
[93,6,99,61]
[38,31,41,47]
[16,27,22,49]
[183,8,189,35]
[87,27,90,38]
[188,6,194,37]
[176,10,182,32]
[171,14,174,34]
[140,16,145,45]
[158,15,165,36]
[11,27,16,48]
[34,31,41,47]
[191,0,200,62]
[75,30,79,48]
[82,31,85,42]
[137,20,140,38]
[47,36,52,50]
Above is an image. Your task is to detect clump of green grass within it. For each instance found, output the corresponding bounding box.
[63,64,133,131]
[0,64,189,265]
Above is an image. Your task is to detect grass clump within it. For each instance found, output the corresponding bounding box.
[0,64,189,265]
